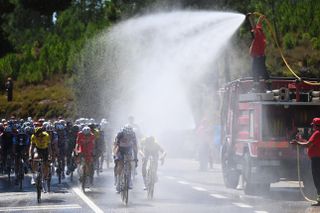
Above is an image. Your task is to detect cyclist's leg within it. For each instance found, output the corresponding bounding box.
[154,156,159,182]
[142,156,147,188]
[115,160,124,192]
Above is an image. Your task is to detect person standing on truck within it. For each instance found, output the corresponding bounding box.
[291,117,320,206]
[247,14,269,92]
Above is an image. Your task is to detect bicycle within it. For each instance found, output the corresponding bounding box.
[146,156,157,200]
[119,154,135,205]
[15,154,25,190]
[33,158,44,203]
[77,155,93,193]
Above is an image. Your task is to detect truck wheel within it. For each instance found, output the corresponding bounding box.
[221,145,240,189]
[243,152,259,195]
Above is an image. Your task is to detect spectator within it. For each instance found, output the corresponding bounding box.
[5,77,13,102]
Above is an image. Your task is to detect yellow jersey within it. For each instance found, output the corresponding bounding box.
[31,132,50,149]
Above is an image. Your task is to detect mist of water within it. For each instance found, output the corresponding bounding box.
[94,10,245,136]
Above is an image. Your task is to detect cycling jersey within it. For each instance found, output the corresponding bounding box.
[76,131,95,162]
[31,132,50,149]
[140,139,163,158]
[14,133,29,146]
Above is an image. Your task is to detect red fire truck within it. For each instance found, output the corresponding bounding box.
[220,77,320,195]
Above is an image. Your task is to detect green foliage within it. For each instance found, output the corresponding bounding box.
[1,0,320,118]
[311,37,320,50]
[283,33,297,49]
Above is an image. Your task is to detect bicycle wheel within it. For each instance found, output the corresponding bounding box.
[36,172,42,203]
[121,173,129,205]
[81,166,86,192]
[19,164,24,190]
[147,170,154,200]
[57,161,62,184]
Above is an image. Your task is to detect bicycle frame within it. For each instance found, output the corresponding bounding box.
[33,158,44,203]
[146,156,157,200]
[120,154,134,205]
[77,155,92,192]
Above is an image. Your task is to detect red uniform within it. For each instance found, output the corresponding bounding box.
[250,22,266,57]
[308,130,320,158]
[76,132,95,162]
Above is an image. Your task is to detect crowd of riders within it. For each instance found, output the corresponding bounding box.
[0,115,166,194]
[0,116,112,192]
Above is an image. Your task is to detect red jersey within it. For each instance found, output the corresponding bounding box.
[308,130,320,158]
[76,132,95,162]
[249,22,266,57]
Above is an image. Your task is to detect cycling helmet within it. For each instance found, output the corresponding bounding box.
[42,121,50,129]
[123,124,133,135]
[59,119,67,127]
[24,126,33,134]
[54,121,65,131]
[46,124,54,132]
[82,126,91,135]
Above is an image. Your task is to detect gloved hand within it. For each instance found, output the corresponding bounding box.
[246,12,252,18]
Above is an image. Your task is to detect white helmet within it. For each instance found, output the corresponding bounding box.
[82,126,91,135]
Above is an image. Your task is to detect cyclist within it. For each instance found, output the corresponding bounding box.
[75,126,95,185]
[90,123,105,173]
[100,119,112,169]
[45,123,59,174]
[55,121,67,179]
[1,123,15,175]
[66,123,79,175]
[113,125,138,192]
[29,127,51,192]
[140,136,166,190]
[13,126,30,185]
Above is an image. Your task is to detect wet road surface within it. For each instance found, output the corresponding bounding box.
[0,158,318,213]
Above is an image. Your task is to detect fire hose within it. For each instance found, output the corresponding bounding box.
[247,12,318,203]
[247,12,320,86]
[296,145,316,203]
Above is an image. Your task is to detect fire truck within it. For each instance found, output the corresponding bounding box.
[220,77,320,195]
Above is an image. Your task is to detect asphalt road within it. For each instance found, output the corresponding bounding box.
[0,158,318,213]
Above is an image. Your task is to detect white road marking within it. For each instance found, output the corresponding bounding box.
[177,180,190,185]
[72,187,104,213]
[255,211,269,213]
[192,186,207,191]
[0,204,81,212]
[232,202,253,208]
[210,194,227,199]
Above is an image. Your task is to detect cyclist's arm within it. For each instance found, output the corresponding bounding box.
[29,143,35,159]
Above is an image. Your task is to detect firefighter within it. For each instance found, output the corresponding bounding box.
[291,117,320,206]
[247,13,269,92]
